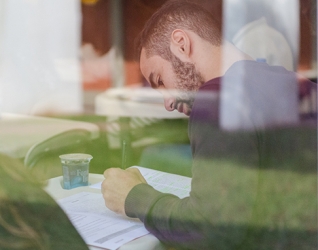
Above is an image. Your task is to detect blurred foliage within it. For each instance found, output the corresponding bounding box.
[0,154,88,250]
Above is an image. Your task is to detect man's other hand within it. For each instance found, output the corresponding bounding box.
[101,168,147,215]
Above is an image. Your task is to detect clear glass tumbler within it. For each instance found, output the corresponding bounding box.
[59,153,93,189]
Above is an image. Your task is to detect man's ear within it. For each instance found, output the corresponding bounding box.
[170,29,191,61]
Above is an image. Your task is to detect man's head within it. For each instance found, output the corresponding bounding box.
[137,0,222,61]
[137,0,222,116]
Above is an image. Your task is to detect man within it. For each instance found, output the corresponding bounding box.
[101,1,306,249]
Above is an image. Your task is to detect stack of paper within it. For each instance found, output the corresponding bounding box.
[58,166,191,250]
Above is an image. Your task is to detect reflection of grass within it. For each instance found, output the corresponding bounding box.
[195,126,317,249]
[136,124,316,249]
[205,159,316,249]
[47,114,317,249]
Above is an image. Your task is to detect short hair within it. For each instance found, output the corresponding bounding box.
[136,0,222,61]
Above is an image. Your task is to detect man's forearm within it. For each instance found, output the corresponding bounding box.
[125,183,216,249]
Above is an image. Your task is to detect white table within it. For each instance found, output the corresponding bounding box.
[95,86,187,119]
[95,86,188,160]
[0,113,100,159]
[44,174,165,250]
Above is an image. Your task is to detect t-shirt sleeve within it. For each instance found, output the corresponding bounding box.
[125,182,215,249]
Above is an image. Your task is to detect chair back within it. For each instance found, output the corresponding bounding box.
[24,129,92,178]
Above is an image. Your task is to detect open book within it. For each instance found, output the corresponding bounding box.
[58,166,191,250]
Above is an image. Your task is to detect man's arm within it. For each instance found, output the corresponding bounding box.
[101,131,259,250]
[125,181,213,249]
[101,166,212,249]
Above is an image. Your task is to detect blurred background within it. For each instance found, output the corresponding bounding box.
[0,0,316,168]
[0,0,316,115]
[0,1,316,248]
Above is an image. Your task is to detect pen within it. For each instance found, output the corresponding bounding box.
[121,140,127,170]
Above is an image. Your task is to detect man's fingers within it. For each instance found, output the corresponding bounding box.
[126,168,147,183]
[104,168,146,183]
[126,167,139,174]
[103,167,123,178]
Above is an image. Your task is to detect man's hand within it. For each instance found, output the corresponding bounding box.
[101,168,147,215]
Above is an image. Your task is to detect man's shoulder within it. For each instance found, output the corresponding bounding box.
[201,60,296,92]
[226,60,295,78]
[199,77,221,92]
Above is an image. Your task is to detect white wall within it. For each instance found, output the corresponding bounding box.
[220,0,300,131]
[223,0,299,71]
[0,0,83,115]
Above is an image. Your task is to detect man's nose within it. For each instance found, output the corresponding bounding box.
[163,96,175,111]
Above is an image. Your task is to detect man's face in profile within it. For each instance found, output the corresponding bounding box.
[140,48,204,116]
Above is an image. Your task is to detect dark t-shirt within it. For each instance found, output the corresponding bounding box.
[125,60,315,249]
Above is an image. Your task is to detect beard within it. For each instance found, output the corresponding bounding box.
[170,53,205,112]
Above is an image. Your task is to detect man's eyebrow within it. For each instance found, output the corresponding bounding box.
[148,72,157,89]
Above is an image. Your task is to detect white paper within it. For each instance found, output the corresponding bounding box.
[58,192,149,250]
[91,166,191,199]
[90,181,102,189]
